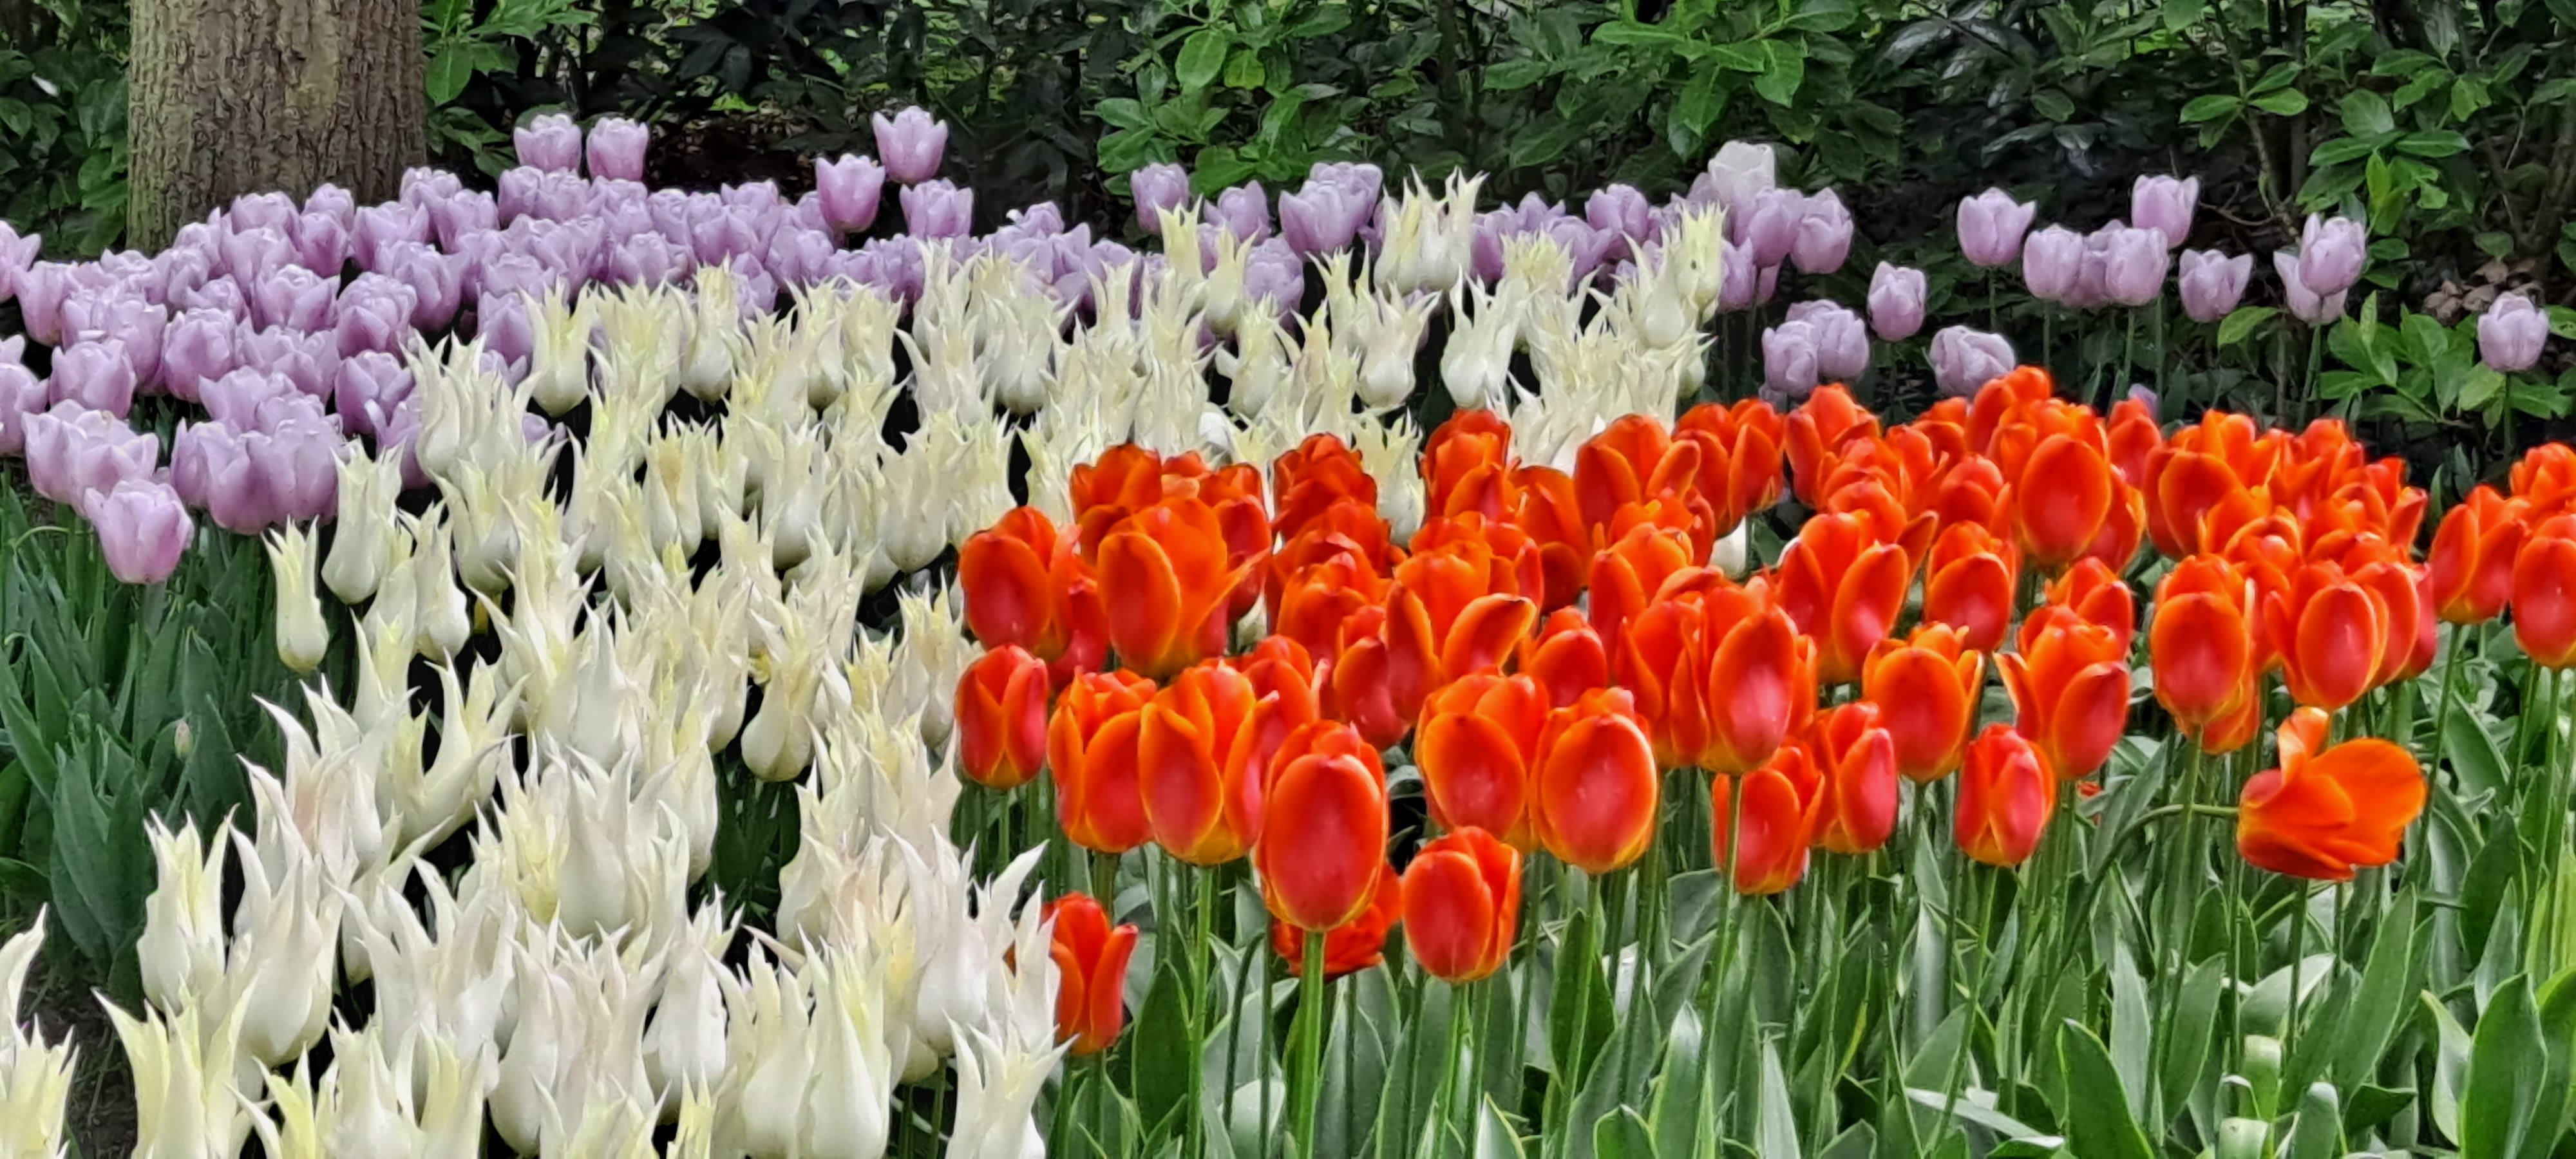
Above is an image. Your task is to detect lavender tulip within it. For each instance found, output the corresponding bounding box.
[2297,214,2367,296]
[236,326,341,400]
[228,193,298,238]
[1866,263,1927,341]
[1931,326,2016,397]
[2062,228,2116,310]
[0,360,44,455]
[352,203,430,272]
[1737,188,1804,269]
[1244,239,1305,319]
[399,167,463,208]
[1762,320,1822,401]
[901,180,974,240]
[24,402,157,505]
[1586,185,1653,247]
[1699,140,1777,217]
[2177,250,2253,323]
[305,184,355,228]
[256,416,346,523]
[585,117,650,182]
[171,275,247,325]
[477,294,537,370]
[190,429,276,532]
[15,262,75,344]
[2479,292,2550,373]
[0,222,39,305]
[1717,239,1758,313]
[219,227,296,286]
[1120,162,1190,235]
[85,479,194,585]
[765,228,838,287]
[2130,175,2199,249]
[605,236,692,288]
[2022,225,2083,303]
[292,210,350,274]
[2271,250,2346,325]
[1791,190,1853,275]
[382,243,466,330]
[1789,301,1871,382]
[49,341,138,417]
[156,247,213,303]
[250,267,339,333]
[1958,189,2039,269]
[815,154,887,235]
[334,352,413,440]
[515,113,584,173]
[874,107,950,185]
[1211,182,1271,242]
[1278,183,1362,256]
[200,368,301,430]
[159,309,238,399]
[333,275,417,357]
[62,292,167,386]
[2101,225,2171,307]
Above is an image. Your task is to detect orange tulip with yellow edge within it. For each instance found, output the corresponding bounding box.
[1138,661,1306,863]
[1922,522,2018,653]
[1999,606,2130,780]
[1524,607,1609,708]
[1620,576,1816,773]
[1862,625,1984,782]
[2514,513,2576,668]
[2514,442,2576,514]
[1810,701,1900,854]
[2149,555,2259,744]
[1050,669,1157,853]
[2107,393,2161,490]
[1045,893,1139,1055]
[2259,562,2389,710]
[1256,720,1391,931]
[1271,433,1379,543]
[1423,409,1518,520]
[1712,742,1821,895]
[1785,384,1882,505]
[956,645,1049,789]
[1675,397,1786,534]
[1575,414,1676,531]
[2429,485,2529,625]
[1099,495,1247,679]
[1588,522,1696,647]
[2237,707,2425,880]
[1775,510,1915,685]
[1416,673,1550,849]
[2043,556,2137,654]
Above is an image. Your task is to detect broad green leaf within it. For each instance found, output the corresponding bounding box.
[2426,992,2474,1140]
[1175,30,1231,90]
[1592,1107,1653,1159]
[2058,1022,2155,1159]
[1754,42,1805,106]
[1374,979,1452,1156]
[1788,0,1857,32]
[1648,1008,1709,1159]
[1130,959,1193,1131]
[2445,708,2510,801]
[2157,957,2225,1118]
[2217,305,2278,346]
[1757,1041,1800,1159]
[2251,88,2311,116]
[2179,94,2242,123]
[2340,89,2396,137]
[1817,1122,1873,1159]
[1548,905,1613,1086]
[2462,974,2555,1159]
[2108,942,2151,1116]
[1475,1097,1526,1159]
[1899,1088,2056,1142]
[2282,1082,2342,1159]
[2331,890,2423,1091]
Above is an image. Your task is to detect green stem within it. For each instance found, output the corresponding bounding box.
[2151,294,2168,401]
[1936,863,1993,1144]
[2286,883,2308,1060]
[2118,307,2138,410]
[1422,982,1472,1157]
[1293,930,1328,1159]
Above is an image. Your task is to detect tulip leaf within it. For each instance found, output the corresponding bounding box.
[2216,305,2278,346]
[1130,958,1195,1135]
[1547,906,1613,1087]
[2426,991,2474,1141]
[1475,1096,1528,1159]
[2108,939,2152,1117]
[2155,956,2224,1118]
[1374,978,1454,1159]
[1593,1107,1654,1159]
[2461,972,2559,1159]
[1757,1041,1801,1159]
[2443,706,2510,800]
[1649,1006,1710,1159]
[1900,1087,2056,1142]
[2474,883,2524,1013]
[1816,1122,1873,1159]
[2056,1021,2155,1159]
[2331,889,2423,1091]
[2282,1082,2342,1159]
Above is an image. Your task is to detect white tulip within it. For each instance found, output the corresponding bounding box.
[1355,288,1438,410]
[223,831,344,1066]
[526,288,598,416]
[0,918,73,1159]
[393,659,520,849]
[677,264,741,401]
[137,818,229,1014]
[317,1025,425,1157]
[112,994,253,1159]
[409,507,474,659]
[643,904,733,1118]
[802,951,896,1159]
[267,523,330,673]
[322,449,404,605]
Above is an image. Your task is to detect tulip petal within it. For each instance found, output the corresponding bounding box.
[1401,848,1499,982]
[1535,713,1659,874]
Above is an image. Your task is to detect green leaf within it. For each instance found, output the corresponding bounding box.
[2032,90,2075,122]
[2217,305,2279,346]
[2156,957,2225,1115]
[2309,137,2378,167]
[1900,1088,2055,1142]
[2163,0,2204,30]
[1095,99,1150,131]
[1128,960,1193,1131]
[2284,1083,2343,1159]
[425,48,473,105]
[2331,890,2423,1091]
[1758,1041,1801,1159]
[2251,88,2311,116]
[2340,89,2396,137]
[1788,0,1857,32]
[2462,974,2559,1159]
[1483,59,1555,91]
[1675,69,1724,137]
[2108,942,2151,1116]
[1222,48,1265,90]
[2179,94,2242,124]
[1754,42,1805,106]
[2058,1022,2156,1159]
[1175,29,1231,90]
[1593,1107,1655,1159]
[1475,1097,1526,1159]
[2396,131,2471,158]
[2427,993,2474,1140]
[1547,905,1613,1086]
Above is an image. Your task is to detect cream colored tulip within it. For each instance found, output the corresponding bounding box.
[138,818,229,1014]
[323,449,405,605]
[112,995,252,1159]
[267,524,330,674]
[0,919,73,1159]
[526,288,598,416]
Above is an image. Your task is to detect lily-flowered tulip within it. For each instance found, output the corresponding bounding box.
[1256,720,1389,931]
[2152,554,2259,743]
[1417,674,1549,849]
[1714,742,1819,894]
[2430,485,2529,624]
[1272,868,1401,977]
[1045,893,1139,1055]
[1809,701,1899,854]
[1922,522,2017,652]
[1862,625,1984,782]
[2000,606,2130,780]
[1956,724,2054,867]
[2515,514,2576,668]
[1049,670,1157,853]
[1141,661,1303,863]
[874,106,949,184]
[957,645,1051,789]
[1402,827,1521,983]
[1868,262,1927,341]
[1958,189,2038,268]
[2262,562,2389,708]
[2179,250,2251,323]
[1099,495,1244,680]
[86,480,193,585]
[1776,511,1914,684]
[2130,175,2199,247]
[267,523,329,673]
[2480,292,2549,373]
[2237,707,2425,880]
[1530,688,1658,874]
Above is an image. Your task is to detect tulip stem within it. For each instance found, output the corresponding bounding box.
[1935,862,1993,1144]
[1293,930,1327,1159]
[1420,982,1472,1158]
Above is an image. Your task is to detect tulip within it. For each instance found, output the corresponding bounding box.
[901,179,974,239]
[2008,433,2117,576]
[580,116,650,182]
[46,339,137,417]
[1791,299,1871,382]
[2000,606,2130,780]
[1417,673,1549,849]
[1524,607,1609,708]
[1332,565,1537,748]
[1256,719,1390,931]
[1140,663,1297,863]
[1099,495,1244,679]
[874,106,949,184]
[2479,292,2549,373]
[1862,625,1984,782]
[960,505,1110,683]
[2101,225,2170,306]
[2260,562,2389,709]
[1930,326,2014,398]
[24,404,158,507]
[1792,189,1853,274]
[1046,893,1140,1055]
[1956,724,2054,867]
[1809,701,1899,854]
[2012,226,2076,307]
[84,480,193,586]
[815,154,887,234]
[1050,669,1159,853]
[62,292,166,385]
[2297,214,2367,296]
[1737,187,1804,269]
[265,523,330,672]
[2237,707,2425,880]
[1586,522,1694,651]
[1958,189,2038,268]
[1922,522,2017,652]
[1776,511,1914,684]
[1587,184,1652,245]
[1271,867,1401,977]
[2045,556,2137,652]
[1403,827,1521,983]
[1713,742,1819,894]
[955,645,1052,789]
[2179,250,2252,323]
[0,221,36,304]
[2272,249,2346,325]
[2151,554,2260,742]
[1130,162,1193,234]
[1761,319,1821,401]
[2429,485,2528,624]
[2515,514,2576,668]
[2130,175,2199,247]
[1867,262,1927,341]
[1212,181,1272,241]
[515,113,583,172]
[1530,688,1659,874]
[1622,576,1817,773]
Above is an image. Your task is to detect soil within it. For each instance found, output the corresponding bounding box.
[23,950,137,1158]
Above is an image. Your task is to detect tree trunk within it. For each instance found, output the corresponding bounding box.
[127,0,423,251]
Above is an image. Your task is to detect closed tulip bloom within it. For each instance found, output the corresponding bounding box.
[48,339,137,417]
[1958,189,2038,268]
[1132,164,1196,236]
[901,180,974,239]
[2000,606,2130,780]
[1622,578,1817,774]
[1524,608,1609,708]
[815,155,887,234]
[1792,189,1853,274]
[1736,187,1804,268]
[874,106,949,184]
[1051,670,1158,853]
[1809,701,1899,854]
[2261,562,2389,708]
[2043,556,2137,652]
[1211,181,1272,242]
[1956,724,2054,867]
[1783,384,1882,505]
[1793,300,1871,382]
[2130,175,2199,247]
[1257,720,1390,932]
[2010,430,2117,572]
[1099,495,1243,679]
[85,479,194,585]
[2514,514,2576,668]
[2515,442,2576,512]
[961,505,1107,678]
[1531,688,1659,874]
[1417,674,1549,849]
[1931,326,2015,399]
[1674,399,1789,534]
[1776,511,1914,684]
[1141,662,1302,863]
[2101,225,2171,306]
[513,113,583,172]
[2297,214,2367,296]
[1587,522,1694,647]
[956,646,1050,789]
[2152,554,2259,740]
[2479,292,2549,373]
[1402,827,1521,983]
[1272,868,1401,977]
[2273,249,2347,325]
[1867,262,1927,341]
[2237,708,2425,880]
[584,117,650,181]
[1046,894,1140,1055]
[2429,485,2528,624]
[2107,391,2161,491]
[1761,320,1822,401]
[2178,250,2251,323]
[1922,522,2018,652]
[2022,225,2083,302]
[1713,742,1820,895]
[1862,625,1984,782]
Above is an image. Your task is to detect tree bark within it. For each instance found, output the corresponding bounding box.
[127,0,423,251]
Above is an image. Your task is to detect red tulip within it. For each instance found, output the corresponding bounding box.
[1956,724,2054,867]
[2011,430,2116,573]
[2429,485,2529,625]
[1713,742,1821,895]
[1423,410,1518,520]
[1674,398,1786,534]
[1531,688,1660,874]
[1050,669,1159,853]
[1257,718,1392,932]
[2260,562,2389,710]
[2150,555,2258,745]
[1776,511,1914,685]
[960,506,1112,686]
[1809,701,1899,854]
[1922,522,2018,653]
[1416,674,1549,849]
[1575,415,1676,532]
[1099,495,1247,679]
[1046,893,1139,1055]
[1588,523,1695,647]
[2514,442,2576,515]
[1140,661,1305,863]
[1401,827,1522,983]
[956,645,1050,789]
[1271,434,1379,543]
[2237,707,2426,881]
[1620,576,1817,773]
[1999,606,2130,780]
[1785,384,1882,506]
[1524,608,1609,708]
[2107,393,2161,490]
[2043,556,2137,654]
[1510,465,1590,610]
[1273,867,1401,977]
[2144,411,2282,558]
[2515,513,2576,668]
[1862,624,1984,782]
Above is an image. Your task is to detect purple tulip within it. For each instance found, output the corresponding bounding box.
[228,193,299,238]
[2022,225,2083,303]
[1211,182,1272,242]
[1866,263,1927,342]
[1788,301,1871,382]
[85,479,194,585]
[1790,190,1853,276]
[400,167,463,209]
[815,154,888,236]
[586,117,650,182]
[722,180,785,215]
[495,167,544,225]
[2130,175,2199,249]
[291,210,350,275]
[160,308,239,399]
[305,185,355,228]
[1736,188,1804,269]
[475,252,564,309]
[1698,140,1777,219]
[352,203,431,272]
[1243,239,1304,319]
[2271,250,2346,325]
[333,352,414,440]
[2101,225,2171,307]
[433,189,502,246]
[686,205,763,267]
[62,292,168,386]
[334,274,417,356]
[199,368,301,429]
[901,180,974,240]
[2296,214,2367,296]
[515,113,584,173]
[250,267,339,333]
[0,222,39,305]
[531,173,595,225]
[1931,326,2016,397]
[1313,162,1383,206]
[24,403,157,505]
[381,243,466,330]
[1126,163,1192,234]
[2177,250,2253,324]
[873,107,949,185]
[2479,292,2550,373]
[15,262,78,344]
[171,275,247,325]
[156,246,213,303]
[0,359,44,455]
[1958,189,2039,269]
[250,416,345,525]
[1585,185,1653,246]
[236,326,341,400]
[1278,183,1362,257]
[765,227,838,287]
[168,422,227,512]
[1761,320,1822,402]
[49,341,138,417]
[218,227,296,287]
[477,294,536,371]
[1717,239,1758,313]
[605,235,693,288]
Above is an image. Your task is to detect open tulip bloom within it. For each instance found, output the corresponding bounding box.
[0,144,2551,1159]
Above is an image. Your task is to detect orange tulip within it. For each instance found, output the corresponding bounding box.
[1331,577,1537,748]
[2085,480,2148,574]
[2107,394,2161,490]
[1965,366,2058,451]
[1809,701,1899,855]
[1050,670,1159,853]
[1272,434,1379,543]
[2009,431,2116,572]
[2237,707,2426,881]
[1256,720,1390,931]
[1588,523,1695,647]
[1071,444,1169,552]
[956,646,1050,789]
[1408,513,1548,607]
[2145,412,2282,559]
[960,506,1112,686]
[1927,454,2011,542]
[1510,465,1590,610]
[1956,724,2055,867]
[1423,409,1518,520]
[1620,578,1817,773]
[1524,608,1609,708]
[1272,867,1401,977]
[1785,384,1882,505]
[1712,742,1821,895]
[1233,635,1323,720]
[1099,495,1247,679]
[2259,562,2389,710]
[1045,892,1139,1055]
[1999,606,2130,780]
[2044,556,2137,654]
[1674,398,1786,534]
[1530,688,1660,874]
[2150,555,2259,744]
[1575,415,1676,531]
[1416,674,1549,849]
[1401,827,1522,983]
[2514,442,2576,514]
[2429,485,2530,625]
[1911,397,1974,463]
[1273,548,1388,663]
[1775,511,1914,685]
[1139,661,1305,863]
[1862,625,1984,782]
[2346,550,2427,689]
[2515,513,2576,668]
[1922,522,2018,653]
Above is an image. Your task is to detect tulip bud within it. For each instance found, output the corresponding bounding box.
[2100,225,2170,306]
[85,480,194,586]
[2295,213,2367,296]
[1929,326,2015,398]
[514,112,583,173]
[1866,262,1926,341]
[1958,188,2038,268]
[1790,188,1853,274]
[2271,250,2346,325]
[1586,184,1653,247]
[874,105,950,184]
[2130,174,2199,247]
[901,178,974,239]
[2480,291,2549,373]
[137,818,229,1013]
[47,339,138,417]
[815,153,887,234]
[267,523,330,672]
[2177,249,2252,323]
[1956,724,2052,867]
[1736,187,1804,269]
[2020,225,2083,302]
